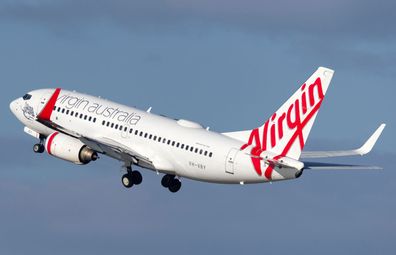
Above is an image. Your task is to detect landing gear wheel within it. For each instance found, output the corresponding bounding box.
[33,143,44,153]
[121,174,133,188]
[131,171,142,185]
[168,178,182,193]
[161,174,173,188]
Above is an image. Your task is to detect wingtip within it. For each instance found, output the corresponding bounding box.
[357,123,386,155]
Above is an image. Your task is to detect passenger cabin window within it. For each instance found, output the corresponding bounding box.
[22,94,32,100]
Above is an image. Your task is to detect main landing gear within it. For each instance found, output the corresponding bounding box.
[121,166,143,189]
[161,174,182,193]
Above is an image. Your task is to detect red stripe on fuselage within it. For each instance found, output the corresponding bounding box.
[37,88,61,121]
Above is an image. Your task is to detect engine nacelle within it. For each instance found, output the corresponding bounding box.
[45,132,98,164]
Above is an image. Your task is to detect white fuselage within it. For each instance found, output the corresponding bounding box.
[10,89,299,184]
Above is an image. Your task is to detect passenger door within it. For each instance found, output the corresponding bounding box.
[225,148,239,174]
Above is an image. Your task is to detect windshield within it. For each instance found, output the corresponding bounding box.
[22,94,32,100]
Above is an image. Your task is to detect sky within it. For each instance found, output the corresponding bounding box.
[0,1,395,254]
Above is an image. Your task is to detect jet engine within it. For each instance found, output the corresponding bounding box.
[45,132,98,164]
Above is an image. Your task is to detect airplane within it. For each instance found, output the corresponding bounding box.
[9,67,386,193]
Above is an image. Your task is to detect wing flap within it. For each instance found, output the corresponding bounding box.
[80,136,155,169]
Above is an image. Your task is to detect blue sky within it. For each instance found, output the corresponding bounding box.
[1,1,395,254]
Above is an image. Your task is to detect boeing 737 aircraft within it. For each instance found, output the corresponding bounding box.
[10,67,385,193]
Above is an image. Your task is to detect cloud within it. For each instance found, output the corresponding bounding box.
[0,0,395,39]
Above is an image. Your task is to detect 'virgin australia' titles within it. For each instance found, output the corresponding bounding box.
[57,94,142,125]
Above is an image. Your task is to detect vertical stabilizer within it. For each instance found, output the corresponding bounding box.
[223,67,334,179]
[240,67,334,159]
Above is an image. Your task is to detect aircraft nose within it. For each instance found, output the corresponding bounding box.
[9,98,19,116]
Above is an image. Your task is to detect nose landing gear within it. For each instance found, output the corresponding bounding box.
[33,135,45,154]
[33,143,44,153]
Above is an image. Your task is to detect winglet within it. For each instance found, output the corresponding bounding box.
[356,124,386,155]
[37,88,61,121]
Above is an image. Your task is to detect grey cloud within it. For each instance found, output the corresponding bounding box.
[0,0,395,39]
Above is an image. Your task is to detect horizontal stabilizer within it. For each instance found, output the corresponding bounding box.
[304,162,382,170]
[301,124,386,159]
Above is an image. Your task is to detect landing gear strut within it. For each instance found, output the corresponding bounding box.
[161,174,182,193]
[121,166,143,189]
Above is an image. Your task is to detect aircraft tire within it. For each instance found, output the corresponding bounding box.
[33,143,44,153]
[132,171,143,185]
[161,174,173,188]
[168,178,181,193]
[122,174,134,188]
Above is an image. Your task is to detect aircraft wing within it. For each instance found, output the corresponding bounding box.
[79,136,155,170]
[301,124,386,159]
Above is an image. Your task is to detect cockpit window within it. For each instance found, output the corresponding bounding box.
[22,94,32,100]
